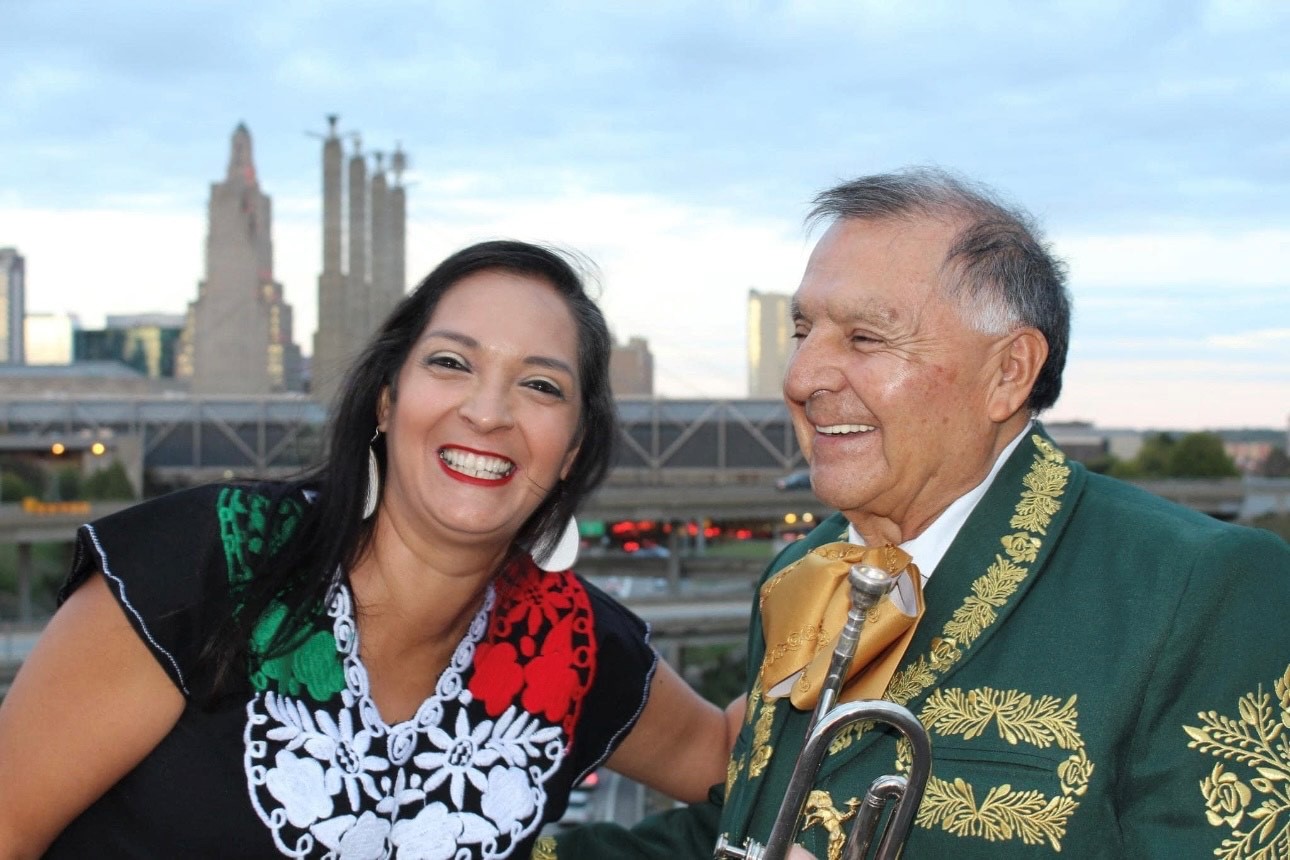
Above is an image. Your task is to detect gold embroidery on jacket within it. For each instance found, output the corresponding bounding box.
[820,433,1073,850]
[531,835,557,859]
[914,687,1090,851]
[748,679,776,779]
[756,440,1071,849]
[1184,662,1290,860]
[828,719,875,755]
[887,436,1068,710]
[802,790,861,860]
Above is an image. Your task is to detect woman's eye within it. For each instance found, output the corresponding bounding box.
[525,379,565,398]
[425,353,467,371]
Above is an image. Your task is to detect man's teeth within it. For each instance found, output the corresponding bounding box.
[816,424,876,435]
[440,449,515,479]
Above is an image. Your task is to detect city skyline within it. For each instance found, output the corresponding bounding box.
[1,1,1287,430]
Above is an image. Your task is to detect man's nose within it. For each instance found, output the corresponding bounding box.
[782,331,841,402]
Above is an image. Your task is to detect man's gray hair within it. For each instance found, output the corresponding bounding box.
[807,167,1071,412]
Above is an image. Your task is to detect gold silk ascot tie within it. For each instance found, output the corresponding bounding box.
[759,542,922,709]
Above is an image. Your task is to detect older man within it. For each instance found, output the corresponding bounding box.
[541,169,1290,859]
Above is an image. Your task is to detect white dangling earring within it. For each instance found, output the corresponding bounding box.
[362,430,381,520]
[532,516,580,572]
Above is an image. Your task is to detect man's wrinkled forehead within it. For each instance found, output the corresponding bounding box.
[792,216,955,318]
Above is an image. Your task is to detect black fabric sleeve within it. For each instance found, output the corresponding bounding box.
[567,574,659,783]
[58,484,229,698]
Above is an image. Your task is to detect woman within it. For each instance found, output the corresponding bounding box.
[0,241,731,858]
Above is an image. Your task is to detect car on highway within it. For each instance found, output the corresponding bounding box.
[775,469,812,491]
[557,770,601,826]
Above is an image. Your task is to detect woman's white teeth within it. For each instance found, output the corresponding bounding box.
[441,449,514,479]
[817,424,876,435]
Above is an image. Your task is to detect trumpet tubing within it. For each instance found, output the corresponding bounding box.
[715,565,933,860]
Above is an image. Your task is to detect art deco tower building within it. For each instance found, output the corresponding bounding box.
[0,247,24,364]
[177,124,303,393]
[747,288,793,398]
[311,116,408,405]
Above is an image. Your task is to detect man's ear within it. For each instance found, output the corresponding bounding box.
[987,327,1048,422]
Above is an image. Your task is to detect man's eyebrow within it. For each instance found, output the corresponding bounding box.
[421,329,575,376]
[788,298,901,326]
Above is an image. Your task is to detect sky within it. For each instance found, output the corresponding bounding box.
[0,0,1287,431]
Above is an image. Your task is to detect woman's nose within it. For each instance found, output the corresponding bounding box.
[458,382,515,432]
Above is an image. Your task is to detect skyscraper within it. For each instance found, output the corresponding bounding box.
[610,336,655,396]
[176,124,303,394]
[0,247,25,365]
[311,116,409,405]
[747,288,793,397]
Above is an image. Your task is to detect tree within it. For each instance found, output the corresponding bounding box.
[1167,432,1239,478]
[0,471,36,503]
[1108,432,1174,479]
[1109,431,1239,479]
[1263,447,1290,478]
[51,466,82,501]
[83,460,137,501]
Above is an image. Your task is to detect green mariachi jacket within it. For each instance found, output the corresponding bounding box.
[542,429,1290,860]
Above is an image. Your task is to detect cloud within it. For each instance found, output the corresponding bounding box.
[1208,328,1290,350]
[1,1,1288,430]
[0,207,205,326]
[1058,230,1290,288]
[1050,358,1288,430]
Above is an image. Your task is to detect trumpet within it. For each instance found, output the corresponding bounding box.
[714,564,932,860]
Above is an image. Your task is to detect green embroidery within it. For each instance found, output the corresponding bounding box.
[216,486,345,700]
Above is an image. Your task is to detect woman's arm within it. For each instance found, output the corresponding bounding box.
[0,573,185,859]
[603,658,734,804]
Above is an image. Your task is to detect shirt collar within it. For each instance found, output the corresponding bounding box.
[847,420,1033,580]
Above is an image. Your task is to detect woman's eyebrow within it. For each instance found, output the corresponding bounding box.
[422,329,574,377]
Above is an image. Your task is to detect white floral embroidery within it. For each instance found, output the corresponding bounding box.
[265,749,333,829]
[244,582,567,859]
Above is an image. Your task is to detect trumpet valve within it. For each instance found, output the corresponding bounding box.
[713,834,765,860]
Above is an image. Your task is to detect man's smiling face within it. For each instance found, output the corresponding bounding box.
[784,216,1019,540]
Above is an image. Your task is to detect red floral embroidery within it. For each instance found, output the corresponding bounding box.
[467,559,596,740]
[521,612,581,722]
[469,640,524,715]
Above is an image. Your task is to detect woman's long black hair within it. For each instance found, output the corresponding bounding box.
[196,240,617,704]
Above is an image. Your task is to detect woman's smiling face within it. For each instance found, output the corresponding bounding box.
[377,269,583,553]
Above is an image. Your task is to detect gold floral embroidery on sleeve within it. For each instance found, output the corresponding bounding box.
[748,691,778,779]
[531,835,557,859]
[1184,663,1290,860]
[726,755,742,796]
[911,687,1090,851]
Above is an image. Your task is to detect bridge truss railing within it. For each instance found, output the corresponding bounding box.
[0,395,806,485]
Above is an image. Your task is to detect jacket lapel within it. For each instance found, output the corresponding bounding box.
[723,516,851,841]
[814,426,1088,779]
